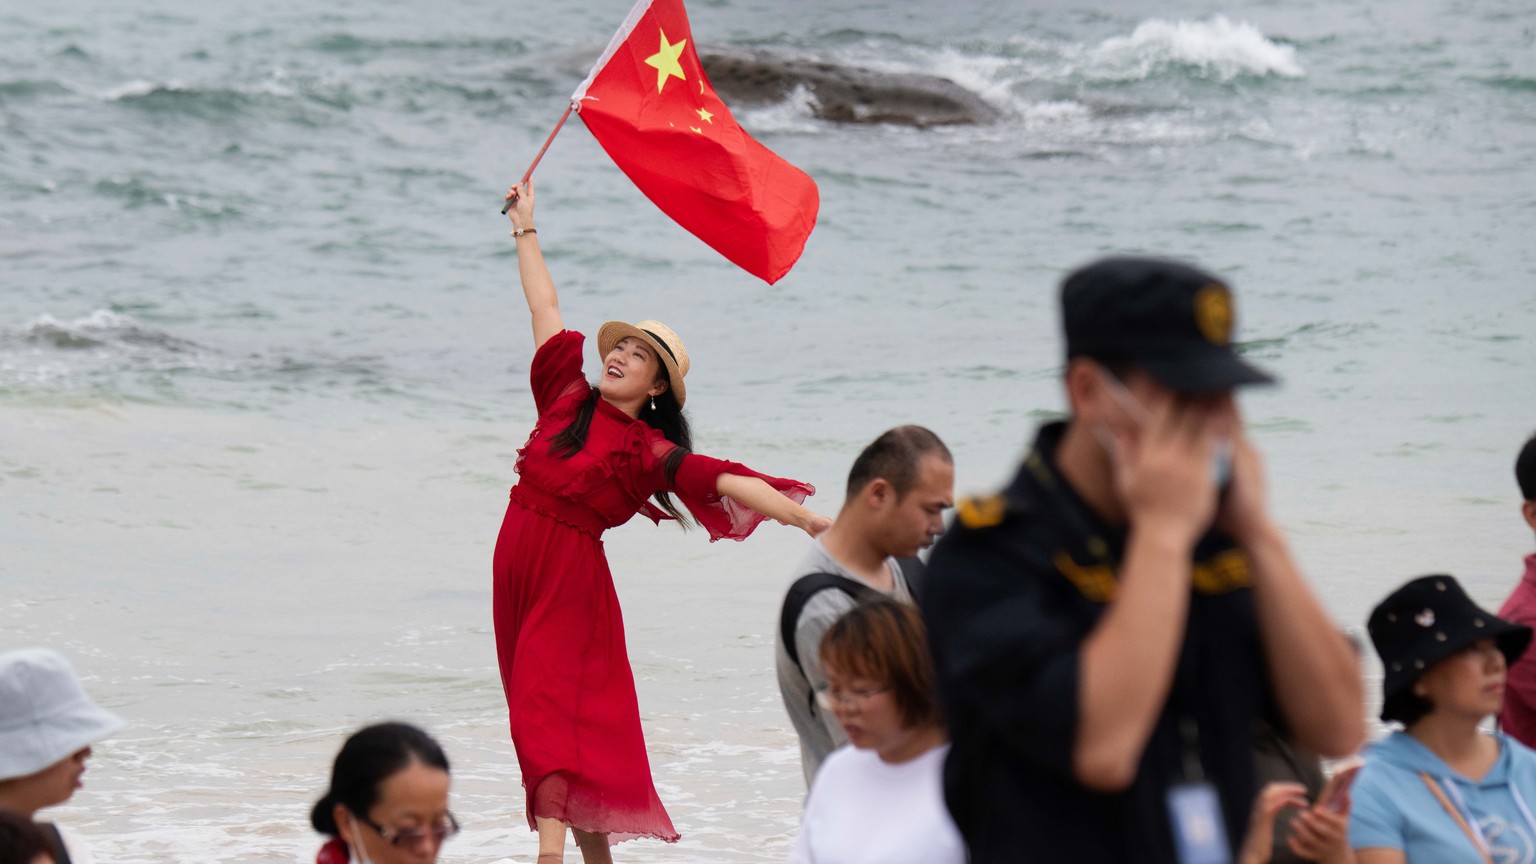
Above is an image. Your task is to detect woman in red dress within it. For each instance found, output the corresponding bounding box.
[497,182,831,863]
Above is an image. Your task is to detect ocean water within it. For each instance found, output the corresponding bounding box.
[2,0,1534,860]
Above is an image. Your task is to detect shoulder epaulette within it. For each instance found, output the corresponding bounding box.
[955,493,1009,529]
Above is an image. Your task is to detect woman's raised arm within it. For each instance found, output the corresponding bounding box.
[715,473,832,538]
[505,181,564,351]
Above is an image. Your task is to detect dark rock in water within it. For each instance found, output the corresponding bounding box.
[698,49,1000,128]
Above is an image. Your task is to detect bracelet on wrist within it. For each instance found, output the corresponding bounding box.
[511,227,537,238]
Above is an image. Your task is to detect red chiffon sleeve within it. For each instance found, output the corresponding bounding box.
[529,330,590,416]
[669,452,815,543]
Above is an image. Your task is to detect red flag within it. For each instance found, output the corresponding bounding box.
[571,0,819,284]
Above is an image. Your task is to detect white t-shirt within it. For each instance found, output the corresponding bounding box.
[790,743,966,864]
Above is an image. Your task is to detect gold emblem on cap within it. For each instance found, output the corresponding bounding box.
[1194,283,1233,345]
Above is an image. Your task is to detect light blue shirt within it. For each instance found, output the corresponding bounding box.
[1350,730,1536,863]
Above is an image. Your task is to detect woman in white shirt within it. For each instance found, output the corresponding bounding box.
[791,598,966,864]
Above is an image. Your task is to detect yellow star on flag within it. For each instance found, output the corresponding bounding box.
[696,107,714,124]
[644,29,688,94]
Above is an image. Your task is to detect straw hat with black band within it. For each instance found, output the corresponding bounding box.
[596,319,690,408]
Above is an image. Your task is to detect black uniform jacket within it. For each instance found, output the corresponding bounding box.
[921,421,1277,864]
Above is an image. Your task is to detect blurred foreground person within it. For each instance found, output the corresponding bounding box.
[311,722,457,864]
[923,257,1364,863]
[791,598,964,864]
[0,648,124,864]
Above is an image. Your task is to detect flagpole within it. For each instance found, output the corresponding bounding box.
[501,104,575,214]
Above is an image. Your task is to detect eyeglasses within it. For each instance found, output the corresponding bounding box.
[359,811,460,848]
[814,684,889,710]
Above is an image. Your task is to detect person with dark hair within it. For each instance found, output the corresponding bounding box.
[0,648,124,864]
[776,425,953,784]
[311,722,455,864]
[790,598,964,864]
[1497,432,1536,747]
[0,811,57,864]
[1350,574,1536,862]
[922,257,1364,863]
[499,182,831,862]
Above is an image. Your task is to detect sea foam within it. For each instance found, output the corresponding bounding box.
[22,310,135,348]
[1087,16,1304,82]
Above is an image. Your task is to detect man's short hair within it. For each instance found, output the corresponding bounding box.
[1518,433,1536,502]
[845,425,951,500]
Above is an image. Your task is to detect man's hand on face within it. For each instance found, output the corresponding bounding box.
[1103,384,1224,550]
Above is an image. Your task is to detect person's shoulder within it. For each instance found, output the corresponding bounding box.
[1498,576,1536,623]
[808,745,857,789]
[788,540,837,577]
[914,741,951,769]
[953,491,1016,532]
[1354,734,1417,791]
[1348,760,1396,814]
[930,476,1046,570]
[945,454,1052,539]
[818,743,878,777]
[782,561,863,653]
[1499,731,1536,769]
[796,581,861,621]
[783,546,859,602]
[934,495,1028,559]
[536,328,585,355]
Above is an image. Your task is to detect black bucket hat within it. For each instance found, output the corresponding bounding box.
[1367,574,1532,721]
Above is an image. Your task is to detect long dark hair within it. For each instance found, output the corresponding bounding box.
[548,370,694,528]
[311,722,450,837]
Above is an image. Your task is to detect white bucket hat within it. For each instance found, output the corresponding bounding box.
[0,648,124,781]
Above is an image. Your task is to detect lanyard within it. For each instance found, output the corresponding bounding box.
[1422,771,1536,858]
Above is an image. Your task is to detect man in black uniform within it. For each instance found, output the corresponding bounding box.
[922,258,1364,864]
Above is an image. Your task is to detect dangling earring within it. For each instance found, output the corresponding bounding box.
[650,396,656,411]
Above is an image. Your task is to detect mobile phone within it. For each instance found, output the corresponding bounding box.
[1321,763,1362,813]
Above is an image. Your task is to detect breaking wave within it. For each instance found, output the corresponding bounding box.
[20,310,201,352]
[1,311,406,406]
[1084,16,1304,82]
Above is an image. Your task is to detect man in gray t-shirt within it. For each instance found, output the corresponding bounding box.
[775,425,954,785]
